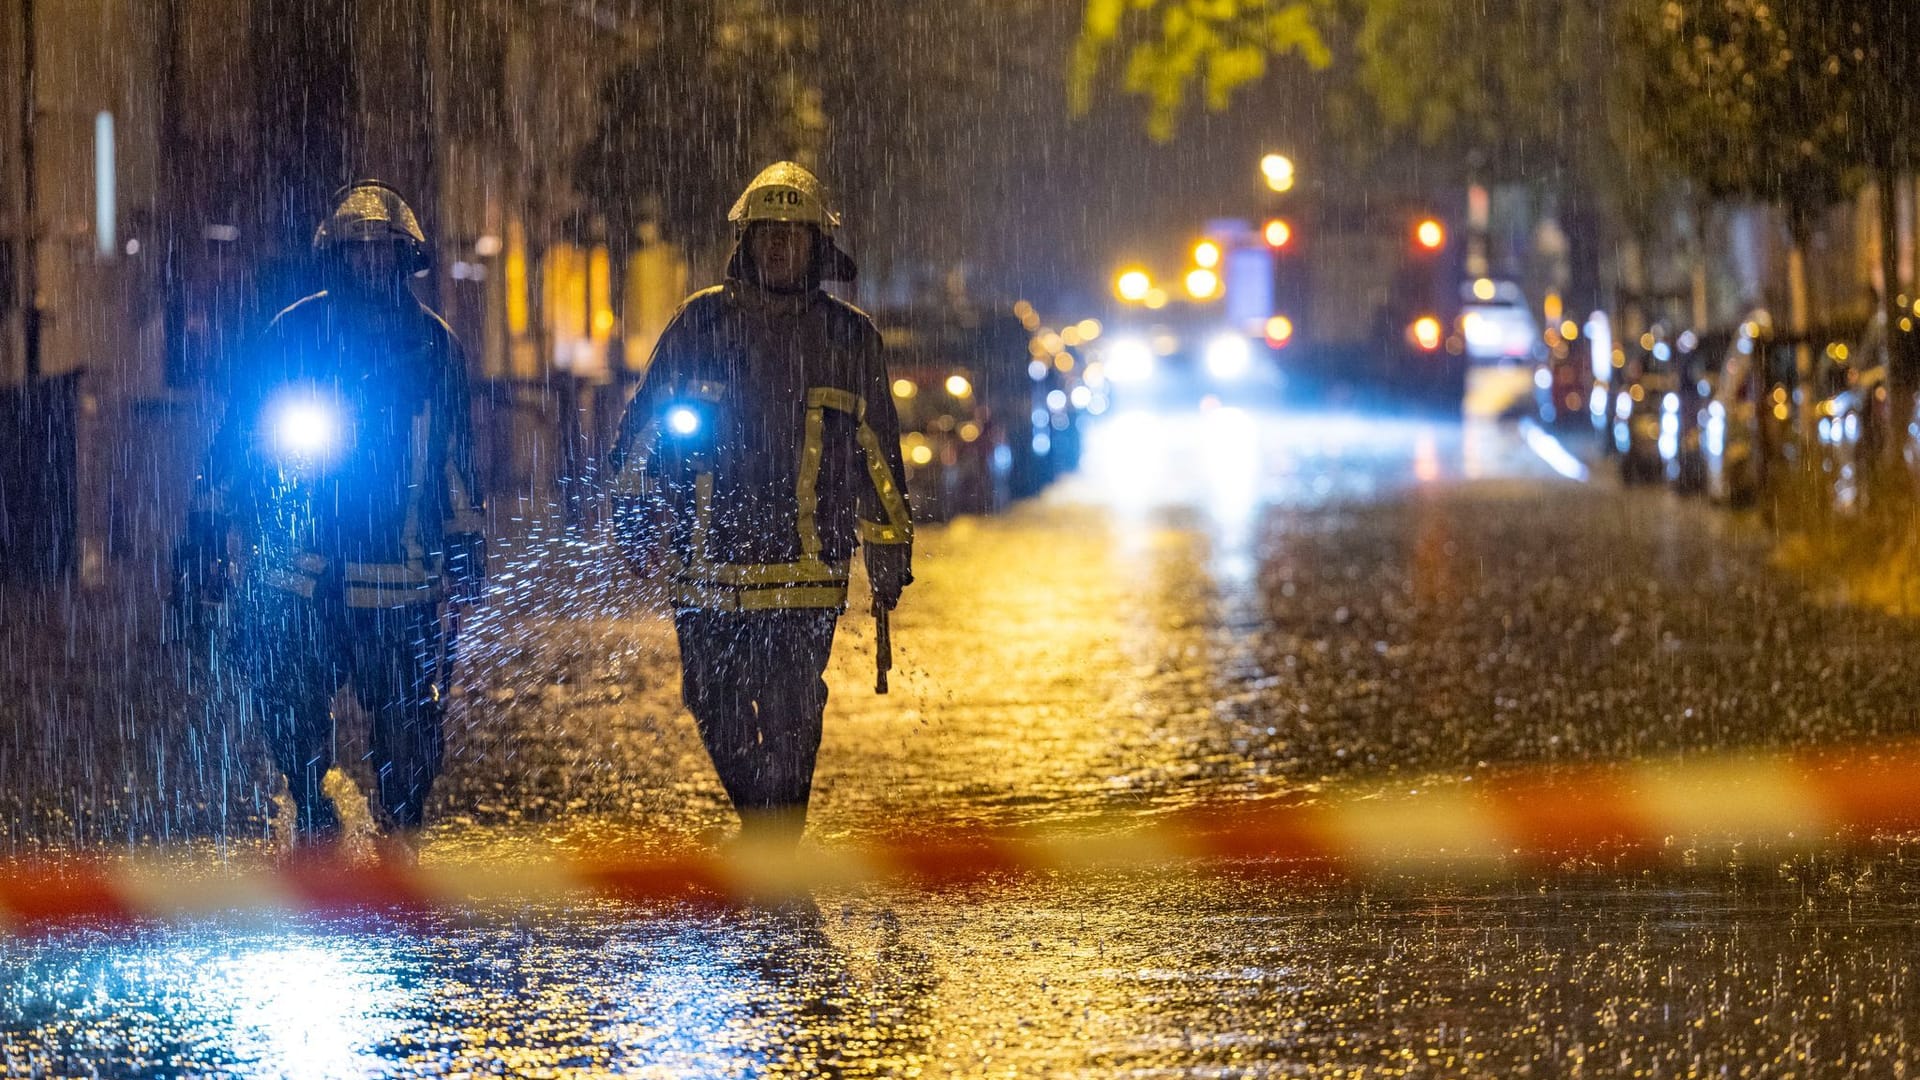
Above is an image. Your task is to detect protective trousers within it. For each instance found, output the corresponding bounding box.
[233,583,446,835]
[674,609,839,839]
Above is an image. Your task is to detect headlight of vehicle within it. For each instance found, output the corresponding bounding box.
[1203,335,1253,380]
[1105,337,1157,384]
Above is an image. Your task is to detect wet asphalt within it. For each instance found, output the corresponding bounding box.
[4,408,1919,1077]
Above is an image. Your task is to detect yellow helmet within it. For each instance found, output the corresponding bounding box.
[313,180,427,250]
[728,161,842,231]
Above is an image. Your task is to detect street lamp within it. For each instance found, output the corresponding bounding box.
[1115,268,1152,303]
[1192,240,1221,269]
[1263,219,1293,249]
[1414,218,1446,251]
[1184,268,1220,301]
[1260,153,1296,193]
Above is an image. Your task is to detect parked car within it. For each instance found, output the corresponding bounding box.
[1701,317,1866,508]
[878,303,1075,521]
[1615,333,1680,486]
[1533,331,1595,432]
[1809,318,1890,514]
[1663,329,1731,495]
[888,361,1011,522]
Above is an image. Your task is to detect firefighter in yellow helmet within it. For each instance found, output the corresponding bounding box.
[174,180,486,845]
[607,162,913,844]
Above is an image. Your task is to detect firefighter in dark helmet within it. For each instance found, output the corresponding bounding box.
[607,162,913,844]
[174,180,486,845]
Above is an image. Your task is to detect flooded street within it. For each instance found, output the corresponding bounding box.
[6,410,1920,1077]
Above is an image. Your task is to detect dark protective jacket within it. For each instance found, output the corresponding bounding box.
[608,279,913,612]
[193,291,485,608]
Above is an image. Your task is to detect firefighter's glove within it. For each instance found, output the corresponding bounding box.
[443,532,488,607]
[865,543,913,611]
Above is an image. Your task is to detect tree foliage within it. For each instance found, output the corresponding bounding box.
[573,2,818,254]
[1629,0,1858,226]
[1069,0,1332,141]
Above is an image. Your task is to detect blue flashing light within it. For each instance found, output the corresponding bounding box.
[268,395,342,462]
[666,405,703,437]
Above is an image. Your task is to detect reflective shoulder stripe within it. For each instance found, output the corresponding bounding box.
[806,386,864,418]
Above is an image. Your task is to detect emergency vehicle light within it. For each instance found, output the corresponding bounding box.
[1204,335,1252,380]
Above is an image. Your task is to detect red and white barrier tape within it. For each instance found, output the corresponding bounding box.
[5,738,1920,933]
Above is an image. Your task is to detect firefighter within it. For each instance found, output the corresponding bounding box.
[174,179,486,845]
[608,162,914,844]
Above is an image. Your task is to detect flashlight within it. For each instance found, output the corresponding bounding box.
[666,405,702,437]
[265,391,344,465]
